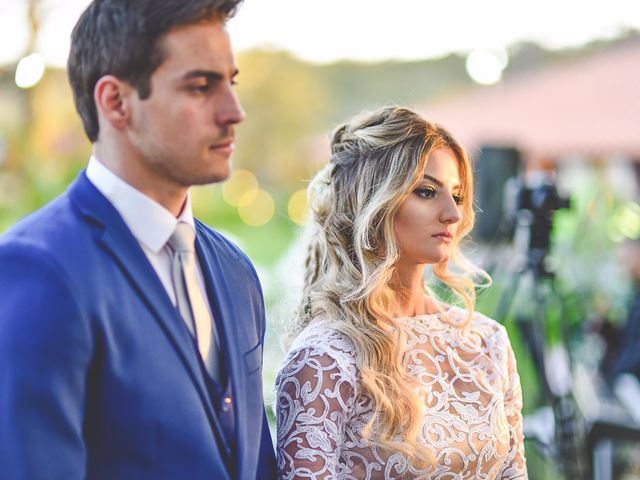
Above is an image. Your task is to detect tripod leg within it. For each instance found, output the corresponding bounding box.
[592,439,613,480]
[494,270,523,322]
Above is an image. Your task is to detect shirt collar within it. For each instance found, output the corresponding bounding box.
[86,155,195,253]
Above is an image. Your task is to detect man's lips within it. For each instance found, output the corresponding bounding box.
[210,139,235,152]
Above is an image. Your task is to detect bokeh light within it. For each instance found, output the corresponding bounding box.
[465,49,507,86]
[238,189,275,227]
[610,201,640,241]
[15,52,46,89]
[222,169,259,207]
[287,189,308,226]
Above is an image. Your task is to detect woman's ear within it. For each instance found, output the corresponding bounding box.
[94,75,134,131]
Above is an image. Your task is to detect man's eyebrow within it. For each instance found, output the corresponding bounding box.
[422,174,461,190]
[182,68,239,81]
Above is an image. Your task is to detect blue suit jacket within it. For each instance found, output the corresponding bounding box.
[0,173,276,479]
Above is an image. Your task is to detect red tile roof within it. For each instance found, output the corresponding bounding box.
[422,40,640,159]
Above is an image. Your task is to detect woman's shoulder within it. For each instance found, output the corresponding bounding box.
[276,317,360,397]
[281,316,359,370]
[291,315,355,347]
[446,306,513,349]
[468,307,505,331]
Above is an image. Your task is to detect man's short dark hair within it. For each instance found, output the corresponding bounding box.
[68,0,242,142]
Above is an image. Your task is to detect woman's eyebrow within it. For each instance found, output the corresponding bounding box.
[422,174,461,190]
[422,174,442,186]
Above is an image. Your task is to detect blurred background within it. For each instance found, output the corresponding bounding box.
[2,0,640,477]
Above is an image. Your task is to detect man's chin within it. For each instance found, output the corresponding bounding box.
[190,167,232,186]
[197,155,233,184]
[189,176,226,187]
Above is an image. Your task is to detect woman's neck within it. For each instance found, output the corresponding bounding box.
[389,263,441,318]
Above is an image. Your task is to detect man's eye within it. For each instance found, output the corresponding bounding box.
[413,187,437,199]
[190,84,210,93]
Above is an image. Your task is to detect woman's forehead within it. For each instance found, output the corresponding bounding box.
[423,147,461,184]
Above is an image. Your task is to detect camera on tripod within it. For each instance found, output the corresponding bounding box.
[474,147,569,251]
[513,171,571,254]
[516,182,571,221]
[480,149,586,476]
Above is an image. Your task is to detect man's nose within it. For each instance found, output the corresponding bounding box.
[217,88,245,126]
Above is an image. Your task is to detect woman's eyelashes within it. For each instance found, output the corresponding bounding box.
[413,185,464,205]
[413,186,437,199]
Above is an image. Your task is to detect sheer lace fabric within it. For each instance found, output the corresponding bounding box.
[275,308,527,479]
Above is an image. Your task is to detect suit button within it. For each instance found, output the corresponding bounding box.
[222,396,232,412]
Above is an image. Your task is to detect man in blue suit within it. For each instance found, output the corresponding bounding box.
[0,0,276,478]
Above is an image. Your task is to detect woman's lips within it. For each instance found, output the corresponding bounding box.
[432,232,453,243]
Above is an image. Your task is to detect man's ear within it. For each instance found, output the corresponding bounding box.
[94,75,135,131]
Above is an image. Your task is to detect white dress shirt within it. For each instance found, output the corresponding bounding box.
[85,156,215,324]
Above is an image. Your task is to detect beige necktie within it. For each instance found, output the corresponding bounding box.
[168,222,221,381]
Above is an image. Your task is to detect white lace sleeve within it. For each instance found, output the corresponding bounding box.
[275,329,358,480]
[499,331,528,479]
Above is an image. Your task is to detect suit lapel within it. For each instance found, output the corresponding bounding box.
[67,173,228,454]
[194,226,255,475]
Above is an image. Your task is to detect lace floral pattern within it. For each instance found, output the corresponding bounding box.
[275,308,527,479]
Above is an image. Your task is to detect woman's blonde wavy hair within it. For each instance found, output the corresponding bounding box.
[289,106,489,463]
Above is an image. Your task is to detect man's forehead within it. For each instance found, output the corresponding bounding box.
[157,20,236,73]
[163,19,229,49]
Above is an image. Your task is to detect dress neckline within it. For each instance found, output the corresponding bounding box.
[394,305,458,322]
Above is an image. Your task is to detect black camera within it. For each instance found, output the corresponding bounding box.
[517,183,571,215]
[515,181,571,252]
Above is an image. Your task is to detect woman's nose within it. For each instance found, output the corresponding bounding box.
[440,196,462,224]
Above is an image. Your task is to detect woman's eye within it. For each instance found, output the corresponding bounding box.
[414,187,437,199]
[453,194,465,205]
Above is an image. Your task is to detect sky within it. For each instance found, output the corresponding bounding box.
[0,0,639,68]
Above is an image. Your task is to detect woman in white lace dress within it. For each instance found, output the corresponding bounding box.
[275,107,527,479]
